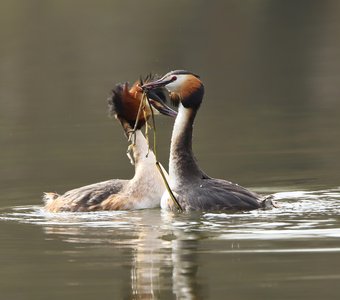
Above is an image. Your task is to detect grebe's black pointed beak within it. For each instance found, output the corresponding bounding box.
[147,90,177,118]
[141,77,173,90]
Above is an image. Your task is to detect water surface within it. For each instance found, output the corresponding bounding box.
[1,189,340,299]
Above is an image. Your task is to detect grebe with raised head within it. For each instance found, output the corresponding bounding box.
[142,70,274,211]
[43,77,176,212]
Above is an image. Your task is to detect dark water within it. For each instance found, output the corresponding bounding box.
[1,1,340,299]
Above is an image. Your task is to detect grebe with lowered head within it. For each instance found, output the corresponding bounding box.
[43,78,176,212]
[142,70,274,211]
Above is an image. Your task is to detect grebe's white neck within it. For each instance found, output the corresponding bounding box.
[129,130,157,178]
[169,104,201,184]
[132,130,150,158]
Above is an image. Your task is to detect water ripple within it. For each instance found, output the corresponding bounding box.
[1,188,340,242]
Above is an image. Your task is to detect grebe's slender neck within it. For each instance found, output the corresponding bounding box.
[169,104,202,183]
[132,130,157,179]
[132,130,150,160]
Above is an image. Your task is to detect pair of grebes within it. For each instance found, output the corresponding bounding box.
[44,70,274,212]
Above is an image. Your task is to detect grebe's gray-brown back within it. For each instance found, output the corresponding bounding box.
[142,70,274,211]
[44,78,176,212]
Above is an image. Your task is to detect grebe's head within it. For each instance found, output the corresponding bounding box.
[142,70,204,113]
[108,75,177,132]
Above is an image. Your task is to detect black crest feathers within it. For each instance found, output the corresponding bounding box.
[107,83,125,118]
[107,74,168,132]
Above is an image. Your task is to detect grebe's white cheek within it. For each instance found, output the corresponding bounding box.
[165,81,177,92]
[165,75,187,92]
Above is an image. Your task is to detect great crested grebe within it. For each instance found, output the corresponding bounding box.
[43,78,176,212]
[142,70,274,211]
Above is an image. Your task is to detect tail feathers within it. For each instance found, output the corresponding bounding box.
[43,192,59,205]
[260,195,279,209]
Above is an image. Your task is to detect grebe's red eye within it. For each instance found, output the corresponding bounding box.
[171,76,177,81]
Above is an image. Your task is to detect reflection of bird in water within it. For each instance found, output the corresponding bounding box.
[42,210,204,299]
[44,77,176,212]
[142,70,274,211]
